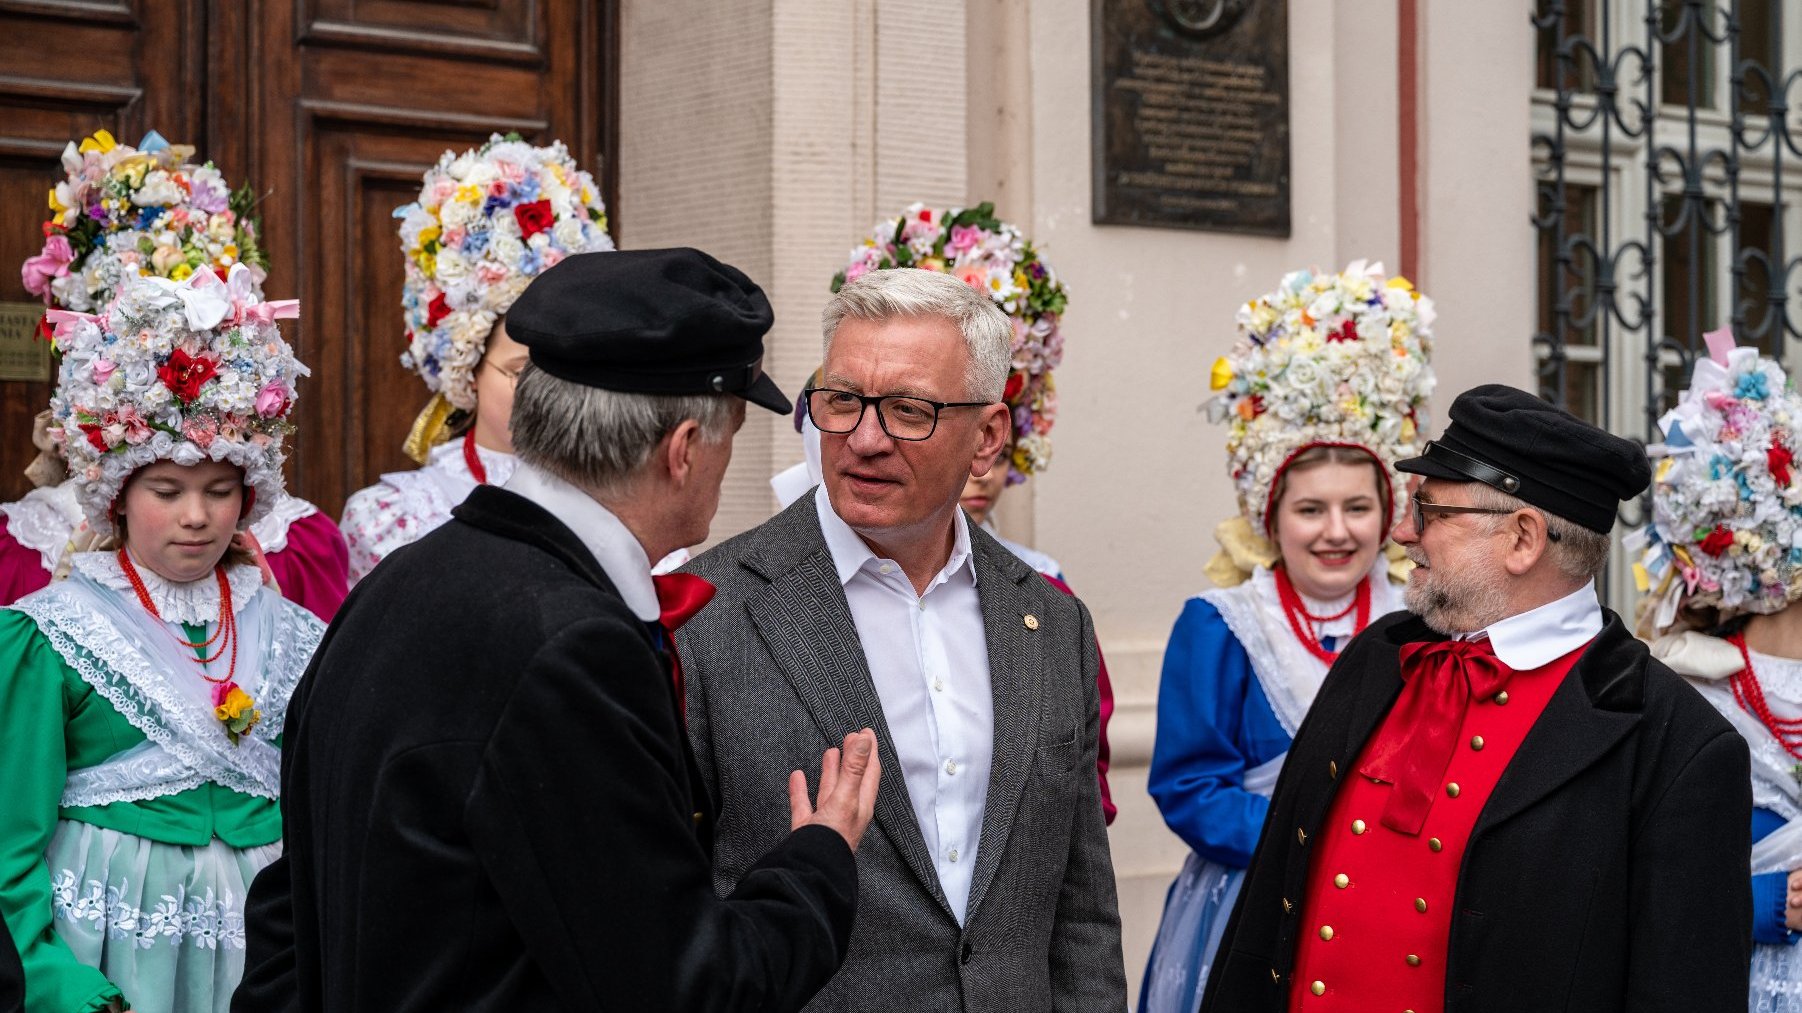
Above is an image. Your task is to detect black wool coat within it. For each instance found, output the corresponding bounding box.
[1199,609,1752,1013]
[232,486,858,1013]
[0,912,20,1013]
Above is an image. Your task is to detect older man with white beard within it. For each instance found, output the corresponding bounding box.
[1200,384,1750,1013]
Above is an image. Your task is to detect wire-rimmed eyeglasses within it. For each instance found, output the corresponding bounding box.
[803,387,992,441]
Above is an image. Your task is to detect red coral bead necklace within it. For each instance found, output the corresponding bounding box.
[1275,565,1371,665]
[463,430,488,485]
[117,548,238,686]
[1728,632,1802,767]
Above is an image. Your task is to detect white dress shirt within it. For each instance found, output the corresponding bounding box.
[1468,579,1604,670]
[504,462,660,623]
[815,486,993,923]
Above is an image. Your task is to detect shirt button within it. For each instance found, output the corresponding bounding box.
[932,678,945,692]
[944,758,958,775]
[879,563,892,574]
[947,848,959,863]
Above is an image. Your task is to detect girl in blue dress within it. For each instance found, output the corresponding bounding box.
[1139,262,1437,1013]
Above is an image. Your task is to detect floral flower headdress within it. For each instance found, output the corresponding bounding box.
[1204,260,1436,584]
[22,129,264,331]
[1631,334,1802,635]
[45,264,306,538]
[832,201,1067,484]
[395,133,614,460]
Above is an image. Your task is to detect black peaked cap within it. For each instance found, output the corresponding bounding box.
[1396,383,1650,533]
[505,247,790,414]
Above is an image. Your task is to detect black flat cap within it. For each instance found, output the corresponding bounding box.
[505,247,790,414]
[1397,384,1650,533]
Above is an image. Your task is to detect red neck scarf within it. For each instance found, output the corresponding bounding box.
[651,573,715,720]
[1359,638,1515,834]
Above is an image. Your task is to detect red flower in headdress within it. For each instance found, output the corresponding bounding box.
[425,292,451,329]
[1699,525,1735,557]
[157,349,218,404]
[513,199,555,240]
[1769,438,1793,487]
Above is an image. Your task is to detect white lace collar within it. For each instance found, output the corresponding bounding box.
[0,481,85,571]
[1749,648,1802,707]
[1248,564,1397,640]
[425,435,517,487]
[71,552,266,624]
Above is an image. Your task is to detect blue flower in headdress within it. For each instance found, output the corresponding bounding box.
[1737,371,1770,401]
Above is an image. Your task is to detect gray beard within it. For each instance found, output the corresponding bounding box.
[1404,568,1514,636]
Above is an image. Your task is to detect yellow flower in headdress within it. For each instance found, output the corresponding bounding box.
[79,130,117,155]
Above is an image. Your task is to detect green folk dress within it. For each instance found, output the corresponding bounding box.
[0,555,320,1013]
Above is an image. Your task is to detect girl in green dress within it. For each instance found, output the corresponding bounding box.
[0,266,322,1013]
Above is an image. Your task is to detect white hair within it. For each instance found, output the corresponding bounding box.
[510,363,735,495]
[821,268,1012,401]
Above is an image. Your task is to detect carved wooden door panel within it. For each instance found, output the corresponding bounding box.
[0,0,206,502]
[209,0,617,515]
[0,0,616,515]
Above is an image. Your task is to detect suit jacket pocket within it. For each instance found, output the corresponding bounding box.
[1035,731,1079,779]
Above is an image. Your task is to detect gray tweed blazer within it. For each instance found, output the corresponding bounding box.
[678,492,1127,1013]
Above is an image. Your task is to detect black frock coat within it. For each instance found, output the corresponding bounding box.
[0,913,20,1013]
[1199,609,1752,1013]
[232,486,858,1012]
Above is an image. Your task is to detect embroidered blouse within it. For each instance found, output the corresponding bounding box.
[340,438,516,584]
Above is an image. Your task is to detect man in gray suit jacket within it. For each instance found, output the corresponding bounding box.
[680,267,1126,1012]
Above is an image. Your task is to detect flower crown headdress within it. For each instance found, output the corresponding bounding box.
[395,133,614,460]
[22,129,265,331]
[832,201,1067,484]
[45,264,306,538]
[1204,260,1436,584]
[1632,331,1802,634]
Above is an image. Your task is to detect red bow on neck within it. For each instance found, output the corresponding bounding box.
[651,573,715,721]
[1359,638,1514,835]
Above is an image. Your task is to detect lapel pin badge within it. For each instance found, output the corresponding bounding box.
[1023,614,1040,631]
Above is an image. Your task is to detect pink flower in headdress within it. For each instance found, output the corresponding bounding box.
[90,357,116,385]
[954,263,987,291]
[255,380,291,418]
[182,414,220,449]
[21,235,74,297]
[947,224,987,258]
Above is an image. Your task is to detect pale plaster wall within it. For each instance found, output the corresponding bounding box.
[619,0,1540,1004]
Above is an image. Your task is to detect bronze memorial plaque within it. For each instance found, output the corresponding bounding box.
[1092,0,1290,235]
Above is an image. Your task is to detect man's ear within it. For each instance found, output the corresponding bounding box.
[664,419,703,486]
[1502,508,1552,577]
[973,403,1012,476]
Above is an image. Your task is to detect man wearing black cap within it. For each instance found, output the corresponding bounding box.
[1200,384,1751,1013]
[235,248,880,1013]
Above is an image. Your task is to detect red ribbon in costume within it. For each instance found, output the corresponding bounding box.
[1359,639,1514,835]
[652,572,716,720]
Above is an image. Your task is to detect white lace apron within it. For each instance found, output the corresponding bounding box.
[1654,632,1802,1011]
[8,561,320,806]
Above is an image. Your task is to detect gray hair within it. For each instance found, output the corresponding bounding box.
[510,363,735,495]
[1465,484,1612,581]
[821,268,1013,401]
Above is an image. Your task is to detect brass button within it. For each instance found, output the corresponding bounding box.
[1283,897,1293,912]
[1297,827,1307,844]
[1333,873,1350,889]
[1428,837,1443,852]
[1310,980,1326,996]
[1495,690,1509,705]
[1406,953,1422,967]
[1328,760,1338,779]
[692,811,704,826]
[1415,897,1428,913]
[1470,735,1485,751]
[1023,614,1039,630]
[1350,819,1367,835]
[1446,782,1461,798]
[1318,924,1334,941]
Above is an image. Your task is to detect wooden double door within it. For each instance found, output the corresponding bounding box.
[0,0,618,514]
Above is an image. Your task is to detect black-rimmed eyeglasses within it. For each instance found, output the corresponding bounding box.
[1409,498,1514,533]
[803,387,992,442]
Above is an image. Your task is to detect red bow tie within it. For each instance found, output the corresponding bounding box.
[1359,638,1514,835]
[651,573,715,721]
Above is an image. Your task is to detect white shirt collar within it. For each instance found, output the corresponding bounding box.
[503,462,660,623]
[1470,579,1603,670]
[814,485,977,590]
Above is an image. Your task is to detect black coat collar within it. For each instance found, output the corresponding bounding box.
[452,485,619,597]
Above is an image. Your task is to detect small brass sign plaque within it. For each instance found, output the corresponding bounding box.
[0,303,50,383]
